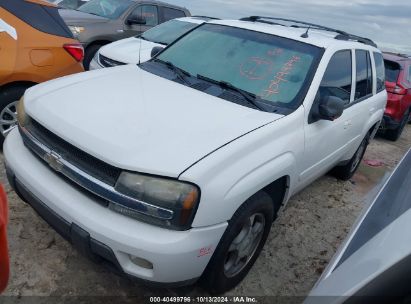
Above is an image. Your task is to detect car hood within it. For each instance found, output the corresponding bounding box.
[24,65,283,178]
[100,37,161,64]
[59,8,108,25]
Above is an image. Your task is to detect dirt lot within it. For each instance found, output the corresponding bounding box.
[1,126,411,301]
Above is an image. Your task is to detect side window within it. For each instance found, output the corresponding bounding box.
[162,7,186,21]
[129,5,158,26]
[319,50,352,105]
[408,66,411,84]
[373,52,385,92]
[355,50,373,99]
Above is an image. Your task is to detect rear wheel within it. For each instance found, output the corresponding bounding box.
[201,191,276,294]
[331,135,369,181]
[385,109,410,141]
[0,86,29,145]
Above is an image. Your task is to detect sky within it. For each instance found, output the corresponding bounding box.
[170,0,411,55]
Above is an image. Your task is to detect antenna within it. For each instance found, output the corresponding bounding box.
[301,26,310,38]
[138,7,143,65]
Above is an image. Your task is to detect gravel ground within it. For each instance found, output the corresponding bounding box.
[1,125,411,302]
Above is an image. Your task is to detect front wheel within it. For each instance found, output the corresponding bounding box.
[0,86,29,145]
[201,191,275,294]
[331,135,369,181]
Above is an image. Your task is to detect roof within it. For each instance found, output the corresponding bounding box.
[132,0,189,12]
[176,16,213,25]
[383,52,411,63]
[208,19,380,51]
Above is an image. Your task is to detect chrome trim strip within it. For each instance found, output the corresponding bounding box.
[19,126,174,221]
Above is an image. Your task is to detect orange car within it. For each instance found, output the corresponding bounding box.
[0,0,84,143]
[0,184,8,293]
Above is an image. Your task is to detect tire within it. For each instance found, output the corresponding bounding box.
[0,86,29,145]
[385,110,410,141]
[83,44,102,70]
[201,191,276,295]
[331,135,369,181]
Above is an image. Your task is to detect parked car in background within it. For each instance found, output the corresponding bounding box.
[46,0,89,10]
[380,52,411,141]
[90,16,216,69]
[307,147,411,304]
[0,184,9,293]
[5,17,386,294]
[60,0,191,69]
[0,0,84,144]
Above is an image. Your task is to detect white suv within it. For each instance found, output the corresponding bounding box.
[4,16,387,294]
[89,16,213,69]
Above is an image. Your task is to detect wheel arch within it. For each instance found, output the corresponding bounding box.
[0,81,37,95]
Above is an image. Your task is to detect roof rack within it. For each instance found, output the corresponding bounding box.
[239,16,377,48]
[191,15,220,20]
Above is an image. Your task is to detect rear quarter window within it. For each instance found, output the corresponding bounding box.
[373,52,385,92]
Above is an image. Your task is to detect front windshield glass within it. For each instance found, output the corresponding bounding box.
[141,20,199,45]
[157,24,322,108]
[78,0,133,19]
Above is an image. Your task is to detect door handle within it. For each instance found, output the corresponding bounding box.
[344,120,352,129]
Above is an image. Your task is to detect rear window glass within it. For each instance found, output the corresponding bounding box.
[162,7,186,21]
[319,50,352,105]
[355,50,373,99]
[373,52,385,92]
[0,0,73,38]
[384,60,401,83]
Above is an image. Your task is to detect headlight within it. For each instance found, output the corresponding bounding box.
[17,96,28,127]
[113,172,200,230]
[68,25,85,37]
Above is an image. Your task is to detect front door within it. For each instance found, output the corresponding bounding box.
[123,4,159,37]
[300,50,357,184]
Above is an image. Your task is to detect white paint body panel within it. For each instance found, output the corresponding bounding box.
[4,129,227,283]
[6,19,387,283]
[90,17,206,69]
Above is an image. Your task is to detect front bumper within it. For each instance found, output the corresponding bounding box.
[4,129,227,285]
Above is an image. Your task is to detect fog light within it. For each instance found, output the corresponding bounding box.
[130,255,153,270]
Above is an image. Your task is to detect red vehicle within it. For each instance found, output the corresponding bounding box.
[381,52,411,141]
[0,184,9,293]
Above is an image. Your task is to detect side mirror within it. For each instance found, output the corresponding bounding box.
[318,95,345,121]
[126,16,146,26]
[151,46,164,58]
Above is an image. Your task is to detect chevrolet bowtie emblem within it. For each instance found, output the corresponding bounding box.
[44,151,63,172]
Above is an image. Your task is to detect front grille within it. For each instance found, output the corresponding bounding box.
[23,119,121,186]
[99,54,126,68]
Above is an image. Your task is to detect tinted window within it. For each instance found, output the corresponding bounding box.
[78,0,133,19]
[408,66,411,83]
[0,0,73,38]
[156,24,322,108]
[319,50,352,104]
[162,7,186,21]
[373,53,385,92]
[355,50,373,99]
[130,5,158,26]
[384,60,401,83]
[141,20,198,45]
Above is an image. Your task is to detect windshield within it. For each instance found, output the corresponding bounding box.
[78,0,133,19]
[141,20,199,45]
[156,24,322,108]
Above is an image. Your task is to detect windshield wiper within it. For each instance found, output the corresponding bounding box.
[156,59,192,85]
[196,74,264,111]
